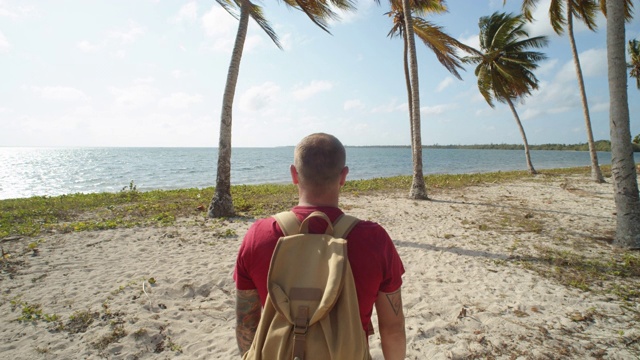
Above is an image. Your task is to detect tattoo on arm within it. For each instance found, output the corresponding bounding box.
[385,289,403,316]
[236,289,261,355]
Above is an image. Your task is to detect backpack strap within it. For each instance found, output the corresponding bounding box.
[273,211,301,236]
[274,211,360,238]
[332,214,360,239]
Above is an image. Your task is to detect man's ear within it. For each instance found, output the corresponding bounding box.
[290,165,299,185]
[339,166,349,186]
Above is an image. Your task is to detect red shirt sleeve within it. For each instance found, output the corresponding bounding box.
[377,227,404,293]
[234,224,257,290]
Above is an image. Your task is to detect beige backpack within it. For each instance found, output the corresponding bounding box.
[242,211,371,360]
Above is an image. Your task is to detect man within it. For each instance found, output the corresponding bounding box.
[234,133,406,359]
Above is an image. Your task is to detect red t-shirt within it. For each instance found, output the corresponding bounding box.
[234,206,405,333]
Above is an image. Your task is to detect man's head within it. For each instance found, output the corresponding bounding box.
[292,133,347,192]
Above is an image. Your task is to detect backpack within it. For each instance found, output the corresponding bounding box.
[242,211,372,360]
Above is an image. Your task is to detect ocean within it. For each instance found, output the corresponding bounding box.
[1,147,638,200]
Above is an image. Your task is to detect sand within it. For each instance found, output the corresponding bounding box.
[1,173,639,359]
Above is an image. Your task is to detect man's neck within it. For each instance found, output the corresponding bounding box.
[297,191,340,208]
[297,199,339,208]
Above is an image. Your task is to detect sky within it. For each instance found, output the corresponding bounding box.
[1,0,639,148]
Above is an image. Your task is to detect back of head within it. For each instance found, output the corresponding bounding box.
[294,133,346,190]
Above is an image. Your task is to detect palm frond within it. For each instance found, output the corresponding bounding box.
[412,17,469,79]
[248,2,281,49]
[629,39,640,89]
[548,0,566,35]
[571,0,598,31]
[473,12,548,106]
[519,0,540,22]
[215,0,240,20]
[280,0,357,33]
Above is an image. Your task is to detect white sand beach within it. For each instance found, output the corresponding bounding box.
[1,173,639,359]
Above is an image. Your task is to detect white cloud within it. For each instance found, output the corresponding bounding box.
[108,20,146,44]
[111,49,126,59]
[109,84,159,108]
[0,4,37,19]
[239,82,281,112]
[578,48,607,77]
[169,2,198,24]
[202,6,236,37]
[201,6,262,53]
[159,92,203,109]
[0,30,9,52]
[77,40,101,53]
[557,48,607,82]
[591,101,609,113]
[292,80,333,101]
[344,99,365,111]
[420,104,454,116]
[536,59,558,77]
[30,86,90,102]
[327,4,360,26]
[371,99,403,113]
[459,34,480,53]
[171,69,186,79]
[436,77,455,92]
[523,0,556,37]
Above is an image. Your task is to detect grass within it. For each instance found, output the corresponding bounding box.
[515,246,640,302]
[0,166,601,239]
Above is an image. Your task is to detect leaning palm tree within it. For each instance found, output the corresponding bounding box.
[208,0,354,218]
[628,39,640,89]
[464,12,548,175]
[605,0,640,248]
[517,0,605,182]
[381,0,477,199]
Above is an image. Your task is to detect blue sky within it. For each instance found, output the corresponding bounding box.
[1,0,639,147]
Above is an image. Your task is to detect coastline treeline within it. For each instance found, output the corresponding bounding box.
[352,140,640,152]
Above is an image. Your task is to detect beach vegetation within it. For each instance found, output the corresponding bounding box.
[10,299,60,323]
[132,327,148,340]
[92,324,127,351]
[34,346,50,354]
[66,310,98,333]
[0,167,606,239]
[515,246,640,302]
[463,12,548,175]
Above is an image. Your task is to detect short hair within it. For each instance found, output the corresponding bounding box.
[294,133,346,188]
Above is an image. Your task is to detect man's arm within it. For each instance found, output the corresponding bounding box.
[235,289,261,355]
[375,288,406,360]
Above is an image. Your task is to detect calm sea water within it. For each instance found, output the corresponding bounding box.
[1,147,638,200]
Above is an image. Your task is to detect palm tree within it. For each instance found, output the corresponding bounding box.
[605,0,640,248]
[628,39,640,89]
[382,0,476,199]
[519,0,605,183]
[464,12,548,175]
[208,0,354,218]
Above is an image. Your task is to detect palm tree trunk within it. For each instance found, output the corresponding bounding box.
[567,4,604,183]
[506,97,537,175]
[208,1,250,218]
[606,0,640,248]
[401,0,428,200]
[403,32,415,155]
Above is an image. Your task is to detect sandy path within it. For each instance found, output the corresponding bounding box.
[1,173,638,359]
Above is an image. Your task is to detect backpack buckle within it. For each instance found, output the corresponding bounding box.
[292,306,309,360]
[294,306,309,334]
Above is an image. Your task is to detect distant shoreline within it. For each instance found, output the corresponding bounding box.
[348,140,640,152]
